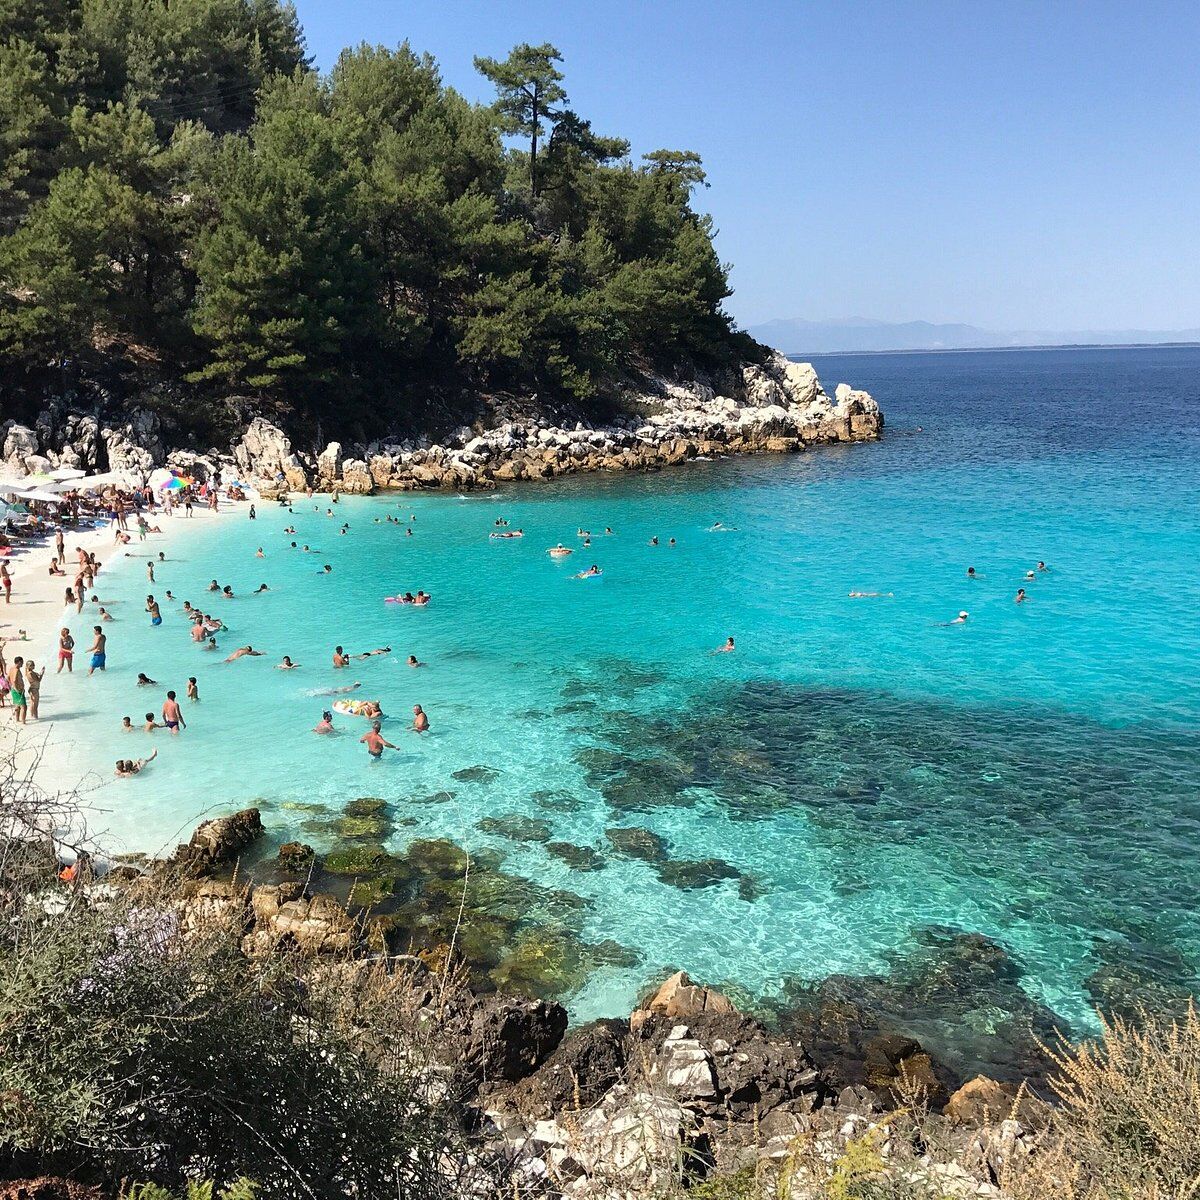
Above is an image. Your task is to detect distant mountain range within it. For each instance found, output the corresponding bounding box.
[747,317,1200,355]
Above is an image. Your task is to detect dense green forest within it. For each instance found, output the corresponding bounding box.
[0,0,754,436]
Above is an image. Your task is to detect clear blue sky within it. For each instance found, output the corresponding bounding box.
[294,0,1200,331]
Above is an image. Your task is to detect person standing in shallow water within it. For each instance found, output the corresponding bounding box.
[87,626,106,675]
[361,720,396,759]
[57,628,74,673]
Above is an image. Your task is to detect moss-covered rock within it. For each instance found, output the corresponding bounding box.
[452,765,501,784]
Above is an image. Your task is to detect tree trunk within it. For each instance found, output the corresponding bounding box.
[530,84,539,199]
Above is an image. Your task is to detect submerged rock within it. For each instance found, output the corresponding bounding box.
[477,815,553,843]
[545,841,607,871]
[531,789,583,812]
[654,858,741,890]
[277,841,315,872]
[453,765,502,784]
[606,826,668,862]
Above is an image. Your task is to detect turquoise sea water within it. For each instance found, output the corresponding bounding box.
[40,346,1200,1074]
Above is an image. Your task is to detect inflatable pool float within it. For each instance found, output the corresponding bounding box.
[333,699,383,718]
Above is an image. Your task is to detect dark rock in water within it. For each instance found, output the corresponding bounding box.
[737,873,767,902]
[175,808,263,868]
[862,1034,950,1108]
[1081,933,1198,1023]
[606,826,668,861]
[459,993,568,1084]
[531,789,583,812]
[277,841,314,872]
[490,925,639,997]
[560,677,597,700]
[654,858,741,890]
[323,844,402,876]
[502,1018,629,1117]
[545,841,607,871]
[410,789,457,805]
[453,764,502,783]
[553,700,599,716]
[772,926,1067,1092]
[477,815,553,843]
[345,797,387,817]
[332,812,392,841]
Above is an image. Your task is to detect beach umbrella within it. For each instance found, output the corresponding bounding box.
[13,488,64,503]
[49,466,86,481]
[160,476,186,490]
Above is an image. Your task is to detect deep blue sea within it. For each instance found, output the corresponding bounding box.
[41,346,1200,1076]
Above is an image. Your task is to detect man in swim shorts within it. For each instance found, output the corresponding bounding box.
[411,704,429,733]
[6,656,26,724]
[360,721,396,759]
[88,627,106,675]
[162,690,186,733]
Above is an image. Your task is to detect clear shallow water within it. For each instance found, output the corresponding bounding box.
[39,347,1200,1065]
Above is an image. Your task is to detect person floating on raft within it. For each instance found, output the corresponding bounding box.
[333,698,384,720]
[573,565,602,579]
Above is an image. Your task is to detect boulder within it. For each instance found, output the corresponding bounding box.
[174,807,263,868]
[461,994,569,1085]
[232,417,296,481]
[177,878,250,934]
[2,423,39,472]
[339,458,374,494]
[633,971,736,1026]
[316,441,343,482]
[945,1075,1047,1129]
[244,887,358,956]
[503,1018,629,1118]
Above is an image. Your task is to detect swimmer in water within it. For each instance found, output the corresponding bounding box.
[277,655,298,669]
[121,715,133,732]
[255,583,269,593]
[411,704,429,733]
[351,647,391,659]
[548,544,573,558]
[574,565,601,578]
[1037,560,1049,572]
[116,749,157,777]
[406,655,426,668]
[136,672,157,686]
[708,522,737,532]
[668,537,676,547]
[1015,588,1028,603]
[187,676,199,701]
[966,566,979,579]
[319,564,332,574]
[314,710,334,733]
[332,645,350,667]
[143,713,163,732]
[943,611,970,625]
[1024,570,1036,581]
[360,721,396,759]
[712,636,736,654]
[255,547,264,557]
[414,591,430,605]
[848,591,894,598]
[315,681,362,696]
[649,536,659,546]
[224,645,263,662]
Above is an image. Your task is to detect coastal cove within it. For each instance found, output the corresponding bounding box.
[24,345,1200,1081]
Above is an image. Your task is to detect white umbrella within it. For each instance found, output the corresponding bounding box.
[13,488,64,503]
[49,466,86,481]
[74,471,128,490]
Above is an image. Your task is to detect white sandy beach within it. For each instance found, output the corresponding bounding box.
[2,500,243,822]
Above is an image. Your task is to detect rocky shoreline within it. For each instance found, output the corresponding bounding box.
[2,353,881,492]
[147,808,1044,1199]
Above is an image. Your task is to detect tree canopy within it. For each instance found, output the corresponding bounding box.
[0,4,749,437]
